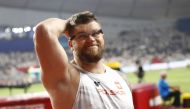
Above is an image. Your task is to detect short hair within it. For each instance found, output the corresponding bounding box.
[65,11,97,39]
[160,71,167,77]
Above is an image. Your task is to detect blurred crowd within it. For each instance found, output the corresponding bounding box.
[0,64,32,88]
[0,52,37,87]
[0,52,38,68]
[104,21,190,66]
[0,19,190,87]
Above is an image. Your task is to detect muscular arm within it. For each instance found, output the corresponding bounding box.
[33,18,78,108]
[34,18,69,88]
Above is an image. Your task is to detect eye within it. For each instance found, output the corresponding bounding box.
[93,32,99,36]
[92,29,103,37]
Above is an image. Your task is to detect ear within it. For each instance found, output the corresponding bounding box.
[68,40,73,48]
[68,40,76,51]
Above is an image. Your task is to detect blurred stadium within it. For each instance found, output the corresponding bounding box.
[0,0,190,109]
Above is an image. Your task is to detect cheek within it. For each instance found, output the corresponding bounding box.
[99,37,105,47]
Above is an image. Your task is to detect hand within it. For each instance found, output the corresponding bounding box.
[172,86,180,92]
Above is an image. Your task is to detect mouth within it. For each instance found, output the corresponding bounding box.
[86,43,99,48]
[89,45,98,47]
[86,45,98,50]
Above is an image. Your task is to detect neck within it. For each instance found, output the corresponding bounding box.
[72,58,105,74]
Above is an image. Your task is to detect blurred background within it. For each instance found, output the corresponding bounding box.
[0,0,190,109]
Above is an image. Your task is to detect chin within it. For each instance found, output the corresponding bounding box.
[82,52,103,62]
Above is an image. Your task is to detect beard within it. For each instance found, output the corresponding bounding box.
[77,45,104,63]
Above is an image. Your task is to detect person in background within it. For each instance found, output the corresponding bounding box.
[158,71,181,108]
[33,11,134,109]
[135,59,145,83]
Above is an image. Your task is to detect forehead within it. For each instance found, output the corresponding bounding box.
[74,21,101,34]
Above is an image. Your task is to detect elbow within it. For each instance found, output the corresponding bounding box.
[35,23,49,37]
[33,23,49,45]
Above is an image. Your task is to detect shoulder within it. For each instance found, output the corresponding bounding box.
[105,66,120,76]
[105,65,130,83]
[158,79,164,83]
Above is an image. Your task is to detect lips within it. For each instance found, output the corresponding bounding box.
[86,43,99,47]
[88,45,97,47]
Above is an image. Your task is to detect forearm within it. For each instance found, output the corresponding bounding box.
[35,18,66,39]
[170,85,180,91]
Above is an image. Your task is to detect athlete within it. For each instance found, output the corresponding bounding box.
[34,11,134,109]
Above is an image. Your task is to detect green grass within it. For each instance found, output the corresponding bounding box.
[0,67,190,97]
[0,83,45,97]
[126,67,190,93]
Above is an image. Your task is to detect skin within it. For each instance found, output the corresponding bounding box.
[69,21,105,73]
[33,18,105,109]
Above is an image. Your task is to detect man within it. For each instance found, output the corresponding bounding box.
[135,60,144,83]
[158,71,181,108]
[34,11,134,109]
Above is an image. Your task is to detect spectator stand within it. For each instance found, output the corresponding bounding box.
[0,64,34,95]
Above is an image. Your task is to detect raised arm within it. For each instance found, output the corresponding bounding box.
[33,18,70,91]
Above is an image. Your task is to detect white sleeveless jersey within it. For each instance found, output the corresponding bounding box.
[72,65,134,109]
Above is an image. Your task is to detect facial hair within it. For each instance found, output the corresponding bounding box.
[77,45,104,63]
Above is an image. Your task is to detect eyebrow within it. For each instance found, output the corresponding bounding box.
[70,29,101,40]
